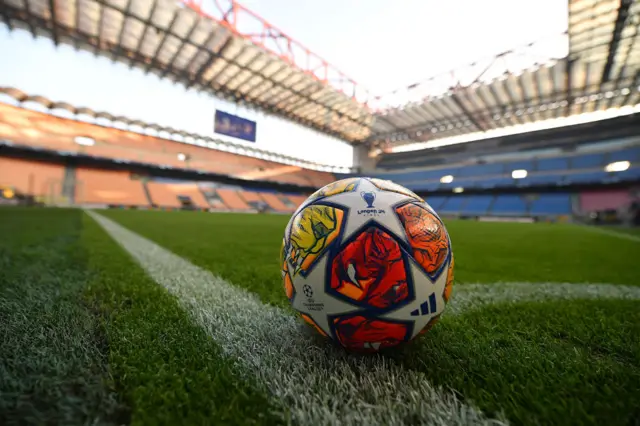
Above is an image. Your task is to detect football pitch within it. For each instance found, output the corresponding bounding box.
[1,207,639,426]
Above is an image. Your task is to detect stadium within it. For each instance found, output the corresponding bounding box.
[1,0,639,424]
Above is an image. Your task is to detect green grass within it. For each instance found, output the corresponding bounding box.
[603,225,640,237]
[0,208,126,425]
[101,210,640,311]
[100,209,640,426]
[3,207,640,426]
[402,299,640,426]
[0,209,281,425]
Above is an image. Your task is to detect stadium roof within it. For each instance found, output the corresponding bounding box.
[1,0,638,149]
[368,0,640,150]
[0,86,354,173]
[0,0,374,142]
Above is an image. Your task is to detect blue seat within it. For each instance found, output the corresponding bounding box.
[491,195,527,215]
[425,196,447,210]
[570,153,604,169]
[564,171,609,184]
[530,194,572,215]
[477,177,513,188]
[537,157,568,171]
[609,147,640,163]
[440,196,467,213]
[526,173,563,185]
[409,181,440,192]
[615,167,640,181]
[505,160,534,172]
[462,195,494,215]
[457,163,504,177]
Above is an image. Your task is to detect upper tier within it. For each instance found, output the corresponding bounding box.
[0,103,335,189]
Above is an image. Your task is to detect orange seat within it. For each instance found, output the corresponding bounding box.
[75,168,148,206]
[216,188,251,210]
[147,182,210,209]
[259,192,290,211]
[239,191,264,203]
[0,157,65,198]
[288,194,308,208]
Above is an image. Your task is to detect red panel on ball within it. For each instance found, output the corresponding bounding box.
[333,315,409,352]
[330,227,409,308]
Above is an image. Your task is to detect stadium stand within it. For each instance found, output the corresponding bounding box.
[580,189,632,212]
[75,168,148,207]
[367,143,640,192]
[0,102,336,188]
[529,194,573,216]
[215,188,252,211]
[146,182,210,210]
[491,195,529,216]
[0,157,65,200]
[0,153,314,213]
[259,191,293,212]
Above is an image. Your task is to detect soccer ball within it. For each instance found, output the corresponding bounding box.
[280,177,454,352]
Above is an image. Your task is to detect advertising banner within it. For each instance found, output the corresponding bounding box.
[214,110,257,142]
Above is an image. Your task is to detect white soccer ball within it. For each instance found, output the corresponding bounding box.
[280,177,454,352]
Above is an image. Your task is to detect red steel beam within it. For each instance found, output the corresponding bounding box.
[181,0,372,108]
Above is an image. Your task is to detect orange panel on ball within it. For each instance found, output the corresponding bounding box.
[330,227,409,309]
[301,313,328,337]
[444,255,454,302]
[396,203,450,276]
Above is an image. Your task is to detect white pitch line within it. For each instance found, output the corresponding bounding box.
[87,210,504,426]
[576,224,640,243]
[86,210,640,426]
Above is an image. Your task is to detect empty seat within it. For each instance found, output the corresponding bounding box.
[491,195,527,215]
[146,182,183,208]
[462,195,494,215]
[425,196,447,210]
[240,191,264,204]
[570,153,604,169]
[287,194,308,208]
[198,185,229,209]
[276,194,298,211]
[0,157,65,197]
[215,189,251,210]
[505,160,534,172]
[615,167,640,181]
[537,157,569,171]
[457,163,503,177]
[530,194,572,215]
[608,146,640,163]
[147,182,210,209]
[525,173,564,186]
[259,192,290,211]
[564,171,610,184]
[75,168,148,206]
[440,196,467,213]
[477,177,513,188]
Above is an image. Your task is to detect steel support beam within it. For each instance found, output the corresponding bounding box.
[450,92,485,131]
[601,0,632,84]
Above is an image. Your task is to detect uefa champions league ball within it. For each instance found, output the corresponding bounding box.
[280,177,454,352]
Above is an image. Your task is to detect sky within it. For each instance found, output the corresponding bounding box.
[0,0,568,167]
